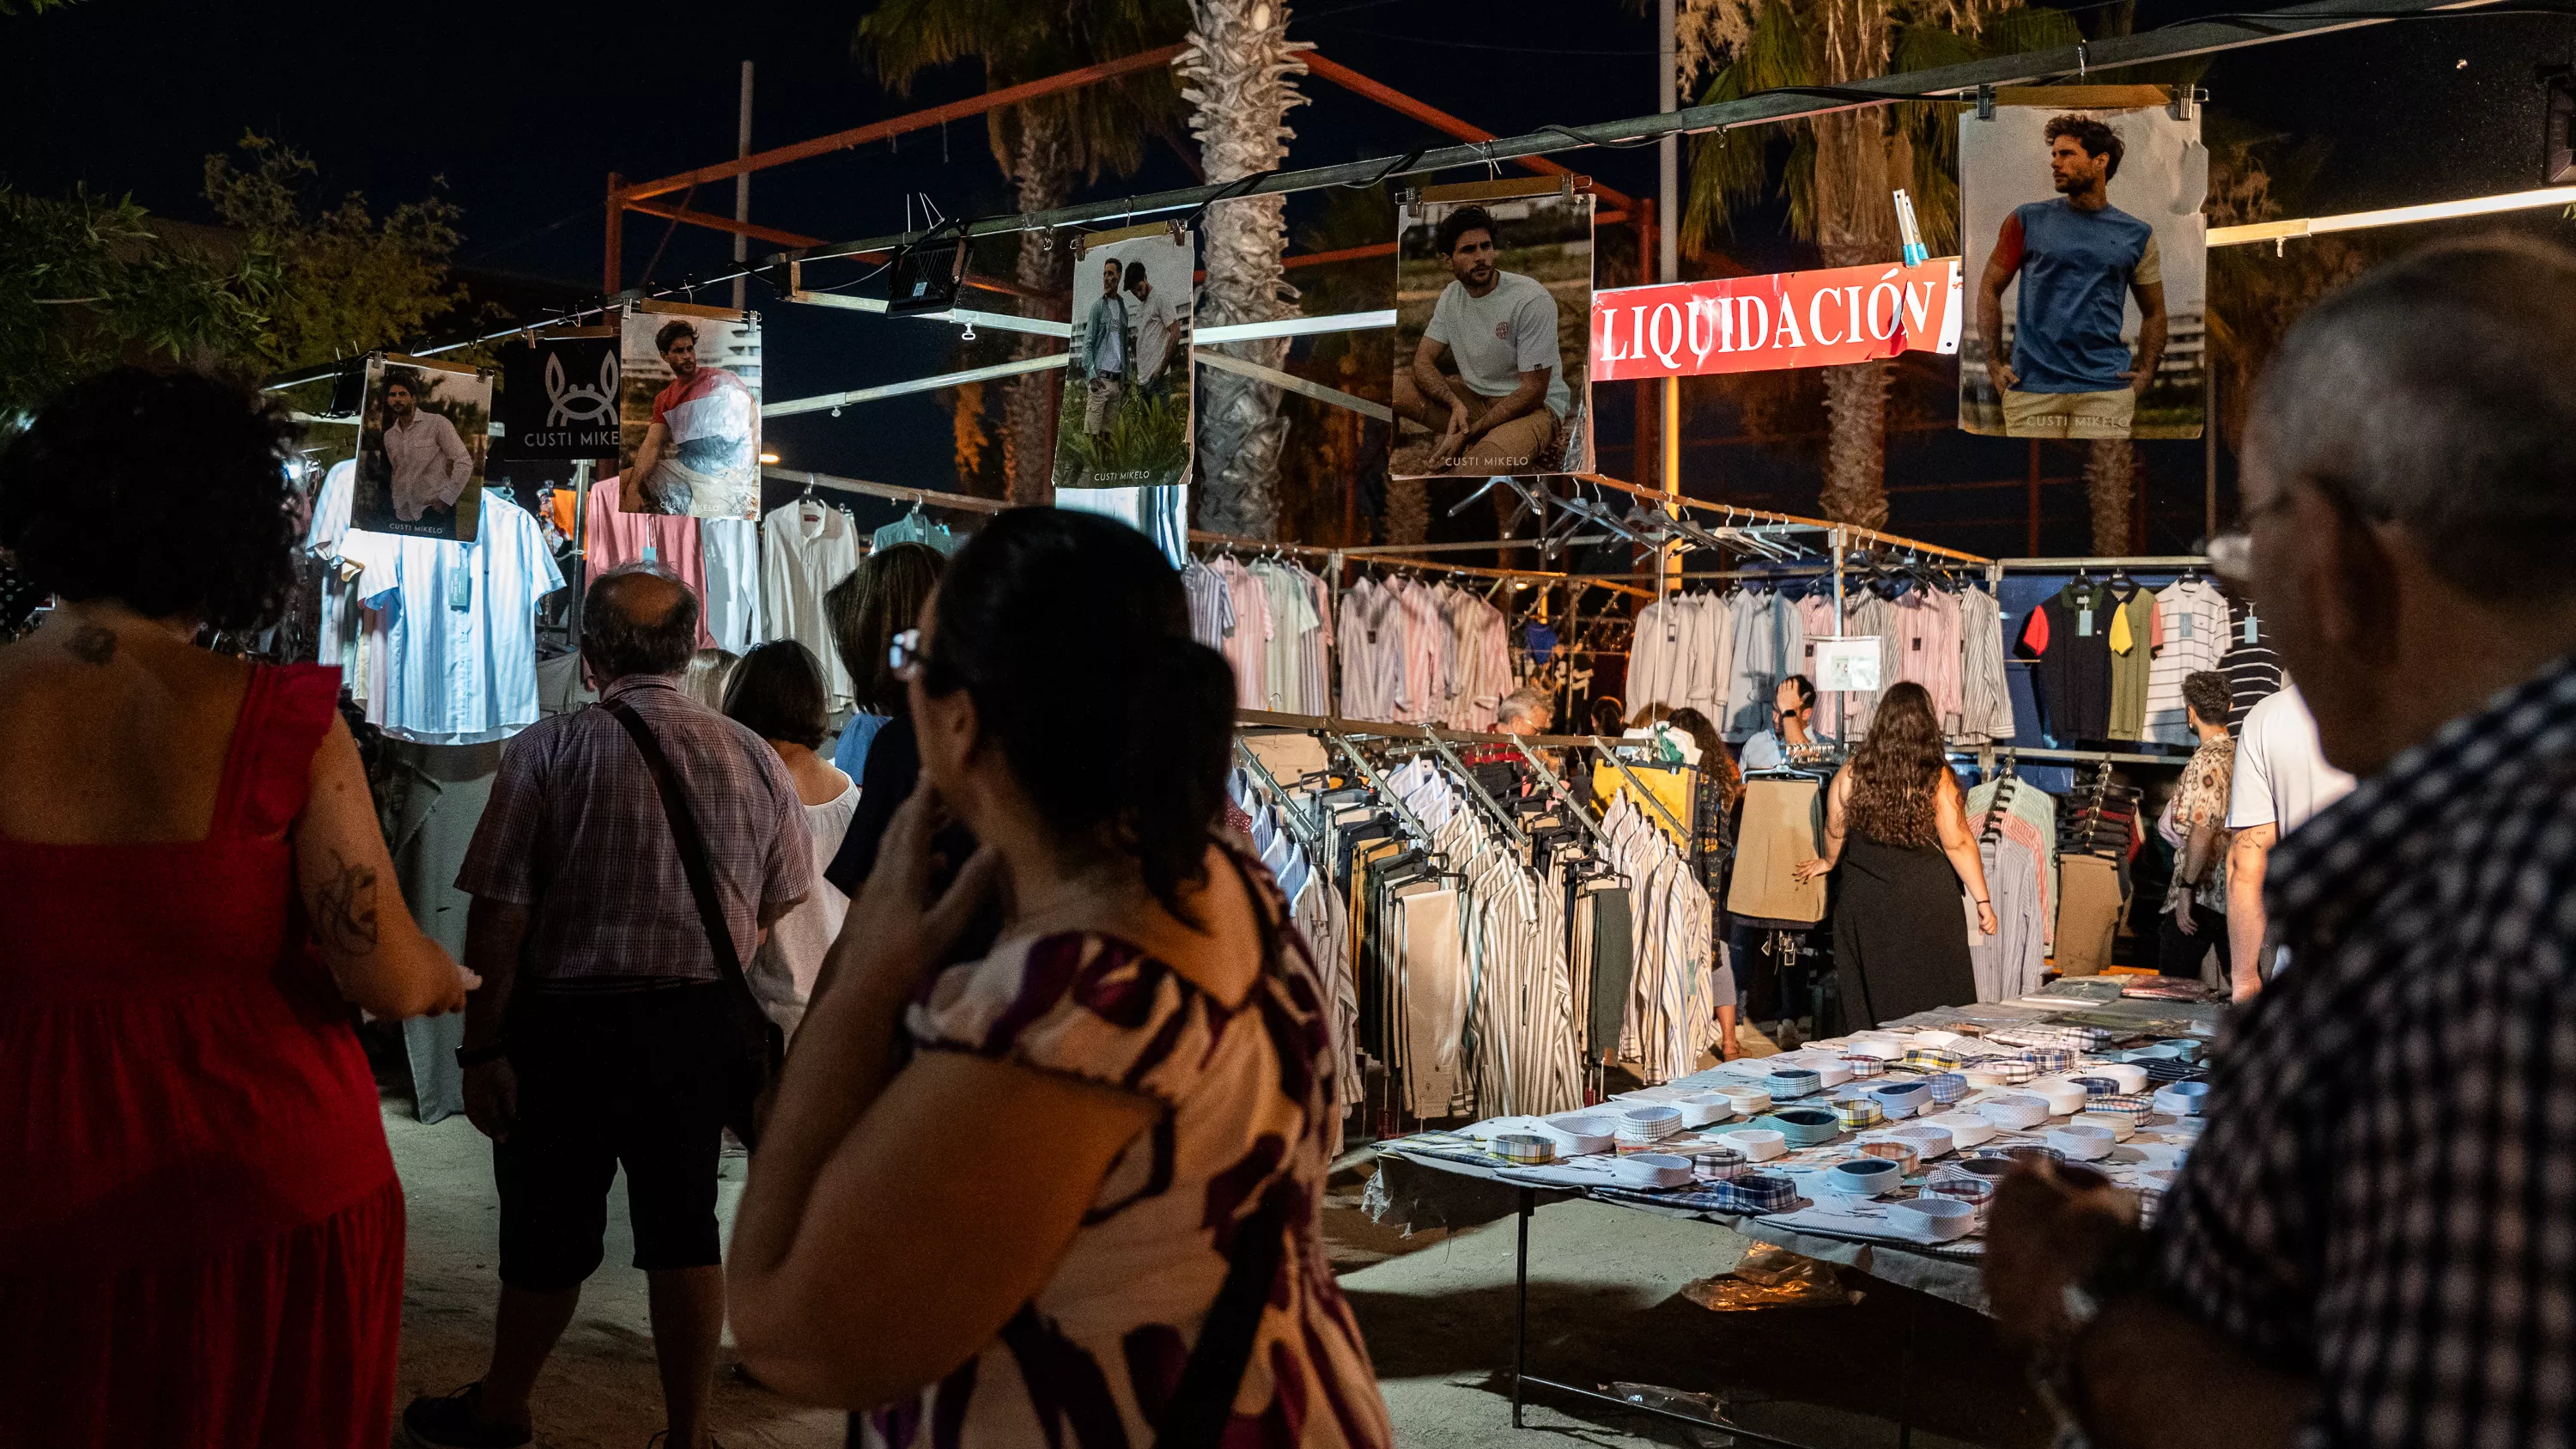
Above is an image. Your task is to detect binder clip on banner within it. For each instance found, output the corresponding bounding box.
[1893,189,1929,268]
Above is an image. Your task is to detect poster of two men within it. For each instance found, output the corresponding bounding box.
[1053,224,1194,492]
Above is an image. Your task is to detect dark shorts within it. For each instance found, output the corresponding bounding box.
[494,983,732,1291]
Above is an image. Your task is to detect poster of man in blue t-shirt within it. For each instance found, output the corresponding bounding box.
[1976,114,2168,439]
[1962,96,2205,440]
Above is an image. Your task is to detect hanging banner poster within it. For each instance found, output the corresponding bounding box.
[1960,87,2208,440]
[1591,258,1962,381]
[618,301,762,518]
[1054,222,1194,491]
[354,353,491,541]
[1393,182,1594,479]
[495,328,621,461]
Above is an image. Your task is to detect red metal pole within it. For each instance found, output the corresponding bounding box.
[605,172,624,296]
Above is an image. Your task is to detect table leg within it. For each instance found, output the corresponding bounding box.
[1512,1185,1532,1428]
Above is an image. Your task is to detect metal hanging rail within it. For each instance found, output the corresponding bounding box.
[1507,731,1611,849]
[764,0,2489,271]
[1415,727,1530,851]
[1590,736,1694,843]
[1328,733,1441,854]
[1231,737,1325,859]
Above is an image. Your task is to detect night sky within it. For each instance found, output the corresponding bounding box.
[16,0,2576,544]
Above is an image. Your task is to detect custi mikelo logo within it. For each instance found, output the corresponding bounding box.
[544,349,618,429]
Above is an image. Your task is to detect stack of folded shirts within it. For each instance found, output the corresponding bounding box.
[1869,1081,1932,1120]
[2019,1046,2076,1074]
[1615,1105,1686,1150]
[1841,1054,1887,1079]
[1540,1115,1615,1154]
[1923,1072,1970,1105]
[1691,1146,1748,1181]
[1900,1046,1965,1073]
[1889,1123,1954,1160]
[1856,1137,1921,1175]
[1831,1094,1886,1131]
[1610,1152,1694,1189]
[1705,1172,1800,1213]
[1766,1068,1823,1099]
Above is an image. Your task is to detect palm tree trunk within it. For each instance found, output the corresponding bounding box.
[1818,362,1891,528]
[1808,101,1900,529]
[1178,0,1308,540]
[1003,116,1071,505]
[2085,438,2135,555]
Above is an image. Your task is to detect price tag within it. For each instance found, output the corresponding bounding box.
[2077,608,2094,637]
[2243,614,2259,644]
[447,569,472,611]
[1813,636,1882,692]
[2176,613,2194,641]
[641,542,659,563]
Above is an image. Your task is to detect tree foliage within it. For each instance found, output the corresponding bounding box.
[2,134,469,418]
[203,132,466,372]
[0,185,281,416]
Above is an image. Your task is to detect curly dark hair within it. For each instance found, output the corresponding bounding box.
[0,367,301,630]
[924,508,1233,923]
[2044,114,2123,180]
[654,318,698,355]
[1845,680,1950,849]
[2181,669,2232,729]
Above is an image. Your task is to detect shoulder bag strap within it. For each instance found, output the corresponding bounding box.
[605,698,748,989]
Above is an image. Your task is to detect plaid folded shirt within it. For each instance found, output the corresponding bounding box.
[2154,653,2576,1449]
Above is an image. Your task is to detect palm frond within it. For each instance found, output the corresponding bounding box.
[1681,0,1814,254]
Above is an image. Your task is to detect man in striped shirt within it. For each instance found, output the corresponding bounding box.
[1987,239,2576,1449]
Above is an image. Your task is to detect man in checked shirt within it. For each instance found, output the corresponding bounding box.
[1986,237,2576,1447]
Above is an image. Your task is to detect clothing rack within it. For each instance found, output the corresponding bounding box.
[1327,733,1442,860]
[765,465,1012,516]
[1232,737,1324,861]
[1507,731,1611,849]
[1412,727,1529,851]
[1240,709,1601,752]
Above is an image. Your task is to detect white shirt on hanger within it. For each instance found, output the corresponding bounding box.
[701,516,762,654]
[346,496,564,746]
[761,499,862,711]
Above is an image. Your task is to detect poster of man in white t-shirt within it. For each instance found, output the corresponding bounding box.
[1393,190,1594,478]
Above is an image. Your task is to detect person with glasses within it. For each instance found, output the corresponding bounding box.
[1739,674,1825,770]
[730,509,1391,1449]
[1988,238,2576,1449]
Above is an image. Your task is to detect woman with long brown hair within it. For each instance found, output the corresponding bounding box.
[1793,681,1996,1028]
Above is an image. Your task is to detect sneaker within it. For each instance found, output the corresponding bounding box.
[403,1384,534,1448]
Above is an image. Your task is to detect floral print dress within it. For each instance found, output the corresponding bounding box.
[860,843,1392,1449]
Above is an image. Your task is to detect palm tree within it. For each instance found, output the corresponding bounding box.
[1681,0,2073,528]
[855,0,1190,503]
[1176,0,1309,540]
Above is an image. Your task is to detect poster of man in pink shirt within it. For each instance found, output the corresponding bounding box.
[355,355,490,540]
[618,302,762,519]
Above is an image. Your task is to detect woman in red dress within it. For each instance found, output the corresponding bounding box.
[0,368,476,1448]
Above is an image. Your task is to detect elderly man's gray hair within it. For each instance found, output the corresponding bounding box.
[2248,235,2576,601]
[1495,686,1552,730]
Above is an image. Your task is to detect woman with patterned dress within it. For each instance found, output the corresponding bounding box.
[731,509,1390,1449]
[0,369,475,1447]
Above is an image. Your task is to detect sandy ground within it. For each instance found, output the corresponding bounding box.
[388,1019,2044,1449]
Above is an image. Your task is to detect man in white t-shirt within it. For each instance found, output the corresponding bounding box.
[1394,204,1570,474]
[1123,259,1178,393]
[2224,682,2356,996]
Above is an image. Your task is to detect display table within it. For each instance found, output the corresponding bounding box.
[1362,984,2222,1446]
